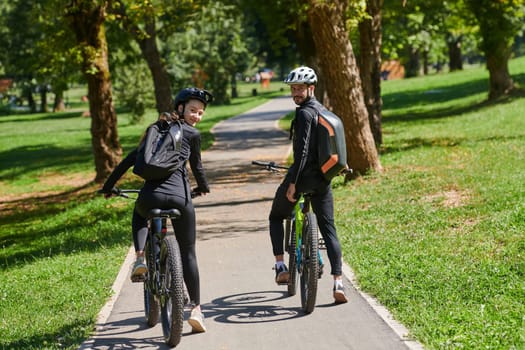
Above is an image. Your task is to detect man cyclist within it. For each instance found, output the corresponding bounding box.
[100,87,212,332]
[268,66,348,304]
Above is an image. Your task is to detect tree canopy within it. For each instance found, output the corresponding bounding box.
[1,0,524,180]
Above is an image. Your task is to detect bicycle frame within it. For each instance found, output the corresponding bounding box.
[144,216,173,292]
[290,195,324,276]
[144,216,168,303]
[144,209,185,347]
[286,192,323,314]
[251,160,322,314]
[107,189,185,347]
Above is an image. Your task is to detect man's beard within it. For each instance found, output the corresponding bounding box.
[293,96,304,104]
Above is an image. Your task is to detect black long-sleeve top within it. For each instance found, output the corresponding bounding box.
[102,122,209,196]
[287,96,327,193]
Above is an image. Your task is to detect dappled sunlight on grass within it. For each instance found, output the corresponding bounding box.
[336,60,525,348]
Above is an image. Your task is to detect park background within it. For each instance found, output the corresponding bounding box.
[1,1,524,349]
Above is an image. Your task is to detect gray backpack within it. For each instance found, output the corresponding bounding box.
[315,107,348,181]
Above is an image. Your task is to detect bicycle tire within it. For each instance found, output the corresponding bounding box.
[287,219,297,296]
[300,212,319,314]
[160,235,185,347]
[144,238,160,327]
[284,217,292,253]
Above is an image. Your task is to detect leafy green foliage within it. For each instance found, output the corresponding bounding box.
[235,0,301,75]
[113,60,155,123]
[166,2,251,104]
[2,0,80,110]
[465,0,525,59]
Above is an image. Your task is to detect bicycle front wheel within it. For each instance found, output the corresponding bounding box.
[287,219,297,296]
[160,235,185,347]
[300,212,319,314]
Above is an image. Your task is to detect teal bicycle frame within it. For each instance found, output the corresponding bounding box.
[292,197,324,276]
[286,192,324,314]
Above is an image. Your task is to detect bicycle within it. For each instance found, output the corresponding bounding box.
[252,160,324,314]
[105,188,197,347]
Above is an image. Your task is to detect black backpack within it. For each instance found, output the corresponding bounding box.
[133,120,184,180]
[315,106,348,181]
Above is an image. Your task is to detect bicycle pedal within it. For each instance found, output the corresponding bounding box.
[130,274,146,283]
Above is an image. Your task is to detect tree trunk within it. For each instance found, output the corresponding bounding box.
[112,1,173,113]
[405,46,420,77]
[295,20,329,107]
[422,50,429,75]
[358,0,383,146]
[447,34,463,71]
[486,53,514,100]
[66,1,122,183]
[53,94,66,112]
[231,73,238,98]
[136,18,173,113]
[53,82,67,112]
[307,0,382,175]
[484,34,515,99]
[25,87,36,113]
[466,0,520,100]
[40,87,48,113]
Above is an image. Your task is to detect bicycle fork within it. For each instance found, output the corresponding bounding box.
[291,207,324,278]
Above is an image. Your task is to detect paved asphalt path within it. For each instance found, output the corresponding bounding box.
[80,96,424,350]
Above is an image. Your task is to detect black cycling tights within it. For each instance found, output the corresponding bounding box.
[269,181,343,276]
[132,191,201,305]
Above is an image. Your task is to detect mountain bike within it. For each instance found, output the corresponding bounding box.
[252,160,324,314]
[105,188,194,347]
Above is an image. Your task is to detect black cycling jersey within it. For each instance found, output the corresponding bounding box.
[269,96,342,276]
[287,97,329,194]
[102,122,209,197]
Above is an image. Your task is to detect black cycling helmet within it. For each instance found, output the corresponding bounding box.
[174,87,214,111]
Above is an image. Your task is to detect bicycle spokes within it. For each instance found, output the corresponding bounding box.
[300,212,319,314]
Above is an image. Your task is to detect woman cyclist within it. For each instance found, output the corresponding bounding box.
[100,87,212,333]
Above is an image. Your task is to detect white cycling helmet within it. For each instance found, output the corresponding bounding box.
[284,66,317,85]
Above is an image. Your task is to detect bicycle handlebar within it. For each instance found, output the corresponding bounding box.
[251,160,289,172]
[98,188,202,199]
[116,188,139,198]
[252,160,353,176]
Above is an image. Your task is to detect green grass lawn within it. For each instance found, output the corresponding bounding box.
[333,58,525,349]
[1,59,524,350]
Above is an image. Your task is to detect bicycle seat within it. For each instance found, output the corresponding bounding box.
[296,192,314,200]
[148,208,181,219]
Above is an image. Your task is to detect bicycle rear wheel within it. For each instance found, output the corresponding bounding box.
[160,235,185,347]
[284,217,292,253]
[300,212,319,314]
[144,238,160,327]
[287,219,297,296]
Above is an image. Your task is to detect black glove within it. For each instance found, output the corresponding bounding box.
[192,187,208,197]
[98,187,119,198]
